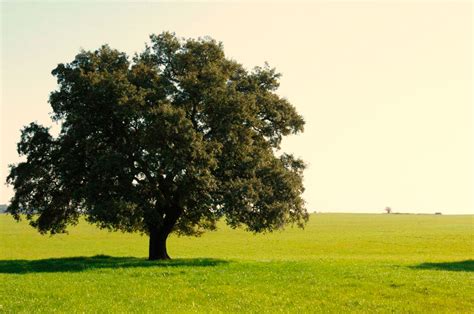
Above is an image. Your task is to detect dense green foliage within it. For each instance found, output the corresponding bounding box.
[6,32,306,259]
[1,214,472,312]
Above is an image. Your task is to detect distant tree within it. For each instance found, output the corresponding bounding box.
[6,32,307,260]
[385,207,392,214]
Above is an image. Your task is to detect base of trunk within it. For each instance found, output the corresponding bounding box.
[148,253,170,261]
[148,227,171,260]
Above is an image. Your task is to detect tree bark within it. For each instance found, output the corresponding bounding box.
[148,207,182,260]
[149,227,170,260]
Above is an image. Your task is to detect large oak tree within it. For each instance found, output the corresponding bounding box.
[7,33,307,260]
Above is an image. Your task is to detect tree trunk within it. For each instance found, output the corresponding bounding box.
[148,227,170,260]
[148,207,182,260]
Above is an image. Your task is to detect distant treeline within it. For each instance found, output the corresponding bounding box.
[0,204,7,213]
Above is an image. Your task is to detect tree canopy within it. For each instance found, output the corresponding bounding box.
[7,32,308,260]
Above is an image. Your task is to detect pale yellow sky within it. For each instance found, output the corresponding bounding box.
[1,1,472,213]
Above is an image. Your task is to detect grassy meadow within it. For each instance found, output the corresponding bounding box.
[0,213,472,313]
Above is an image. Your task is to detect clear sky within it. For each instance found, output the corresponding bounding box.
[1,1,472,214]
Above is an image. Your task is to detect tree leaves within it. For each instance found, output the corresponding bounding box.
[7,32,308,237]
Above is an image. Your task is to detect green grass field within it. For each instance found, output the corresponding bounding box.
[0,213,472,313]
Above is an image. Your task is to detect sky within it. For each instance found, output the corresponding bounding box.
[0,1,472,214]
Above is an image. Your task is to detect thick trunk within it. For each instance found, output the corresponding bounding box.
[148,227,170,260]
[148,207,182,260]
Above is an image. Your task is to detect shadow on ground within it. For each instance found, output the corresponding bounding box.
[411,260,473,272]
[0,255,229,274]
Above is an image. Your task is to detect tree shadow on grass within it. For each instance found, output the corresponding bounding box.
[411,260,474,272]
[0,255,229,274]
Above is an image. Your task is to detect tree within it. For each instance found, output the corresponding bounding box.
[385,207,392,214]
[6,32,307,260]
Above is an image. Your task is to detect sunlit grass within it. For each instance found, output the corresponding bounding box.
[0,213,472,312]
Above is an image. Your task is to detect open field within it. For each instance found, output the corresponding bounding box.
[0,213,472,313]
